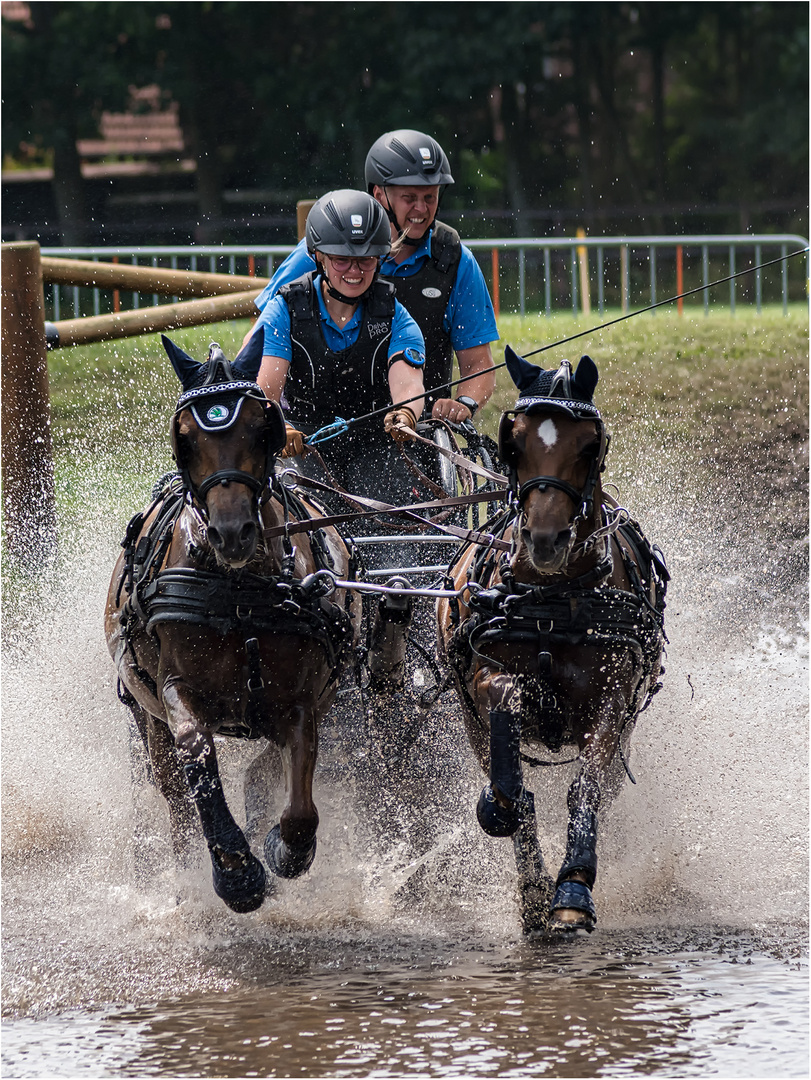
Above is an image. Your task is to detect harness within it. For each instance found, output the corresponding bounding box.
[116,380,359,738]
[381,221,461,405]
[447,371,669,762]
[281,272,396,430]
[448,514,668,760]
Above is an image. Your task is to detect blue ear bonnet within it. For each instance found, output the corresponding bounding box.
[163,334,286,457]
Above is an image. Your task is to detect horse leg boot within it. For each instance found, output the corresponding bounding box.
[550,772,601,932]
[513,789,556,934]
[264,705,319,879]
[163,680,266,912]
[367,586,414,694]
[182,750,266,912]
[477,707,524,837]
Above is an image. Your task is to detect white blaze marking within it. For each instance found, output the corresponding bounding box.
[537,418,558,447]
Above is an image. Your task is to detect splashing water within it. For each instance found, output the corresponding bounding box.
[2,429,807,1076]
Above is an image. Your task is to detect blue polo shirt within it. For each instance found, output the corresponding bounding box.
[256,273,425,365]
[254,230,499,351]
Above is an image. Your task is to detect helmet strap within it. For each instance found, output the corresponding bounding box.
[314,254,375,306]
[325,281,370,305]
[381,187,434,248]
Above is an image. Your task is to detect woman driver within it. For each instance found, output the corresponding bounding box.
[253,188,426,509]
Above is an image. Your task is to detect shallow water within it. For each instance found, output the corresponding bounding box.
[3,923,807,1078]
[2,444,808,1078]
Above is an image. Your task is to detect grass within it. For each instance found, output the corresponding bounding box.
[488,305,808,444]
[47,303,808,446]
[39,301,808,528]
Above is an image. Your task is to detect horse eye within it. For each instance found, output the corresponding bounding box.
[174,430,193,459]
[581,441,601,459]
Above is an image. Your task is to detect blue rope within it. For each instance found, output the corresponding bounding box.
[306,416,352,445]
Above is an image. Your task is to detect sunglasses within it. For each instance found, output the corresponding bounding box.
[324,255,379,271]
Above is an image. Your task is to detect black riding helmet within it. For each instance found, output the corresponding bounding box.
[305,189,391,258]
[364,129,454,189]
[365,130,454,246]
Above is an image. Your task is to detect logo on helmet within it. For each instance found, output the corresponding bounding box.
[351,214,363,227]
[419,147,432,162]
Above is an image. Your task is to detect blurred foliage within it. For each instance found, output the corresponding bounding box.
[2,1,807,239]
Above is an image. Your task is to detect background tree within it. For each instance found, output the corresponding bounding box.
[2,1,807,244]
[1,1,149,243]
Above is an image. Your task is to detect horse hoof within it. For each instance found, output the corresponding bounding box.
[264,824,317,879]
[549,880,596,933]
[211,850,266,913]
[477,784,520,837]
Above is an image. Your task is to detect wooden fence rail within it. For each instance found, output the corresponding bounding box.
[41,255,268,297]
[45,289,261,348]
[1,241,268,565]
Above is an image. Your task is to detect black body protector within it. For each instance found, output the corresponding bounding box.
[280,271,398,433]
[381,220,461,410]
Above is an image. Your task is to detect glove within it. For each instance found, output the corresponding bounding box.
[384,406,417,444]
[281,423,306,458]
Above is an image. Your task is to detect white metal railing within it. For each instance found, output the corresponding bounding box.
[41,234,809,321]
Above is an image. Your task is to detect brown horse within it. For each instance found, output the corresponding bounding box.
[105,336,361,912]
[437,348,668,933]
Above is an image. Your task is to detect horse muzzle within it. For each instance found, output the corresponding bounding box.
[520,522,575,573]
[206,517,260,568]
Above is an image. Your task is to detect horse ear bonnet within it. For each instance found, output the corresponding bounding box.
[232,329,264,381]
[166,336,286,456]
[162,334,203,391]
[503,345,601,421]
[499,347,602,467]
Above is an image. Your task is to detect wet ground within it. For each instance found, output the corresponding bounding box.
[2,404,808,1077]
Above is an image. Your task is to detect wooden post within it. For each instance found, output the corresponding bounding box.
[112,254,120,312]
[576,228,591,316]
[297,199,317,242]
[676,245,684,316]
[1,242,57,567]
[491,248,500,319]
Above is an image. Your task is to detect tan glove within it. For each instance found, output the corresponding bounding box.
[383,406,417,444]
[281,423,306,458]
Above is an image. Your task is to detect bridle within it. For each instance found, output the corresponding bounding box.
[171,381,286,514]
[501,402,609,530]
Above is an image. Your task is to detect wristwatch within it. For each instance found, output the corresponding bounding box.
[456,395,479,418]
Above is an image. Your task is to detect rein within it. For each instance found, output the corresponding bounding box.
[262,473,512,552]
